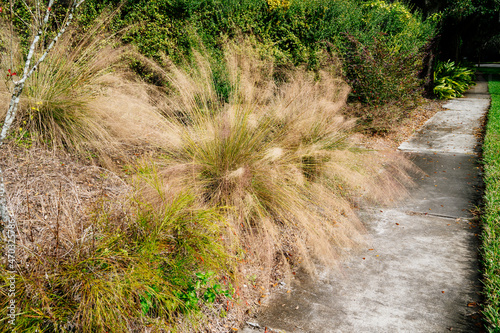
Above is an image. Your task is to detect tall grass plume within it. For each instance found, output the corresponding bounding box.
[138,40,415,279]
[0,15,171,166]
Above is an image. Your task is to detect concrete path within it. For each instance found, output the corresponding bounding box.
[241,75,490,333]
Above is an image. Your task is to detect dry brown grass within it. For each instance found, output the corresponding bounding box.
[1,144,127,272]
[136,40,416,283]
[0,143,245,332]
[347,98,443,150]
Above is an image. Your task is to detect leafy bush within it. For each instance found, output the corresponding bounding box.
[77,0,436,106]
[361,0,423,47]
[5,0,437,107]
[4,0,438,107]
[433,60,475,99]
[342,33,424,106]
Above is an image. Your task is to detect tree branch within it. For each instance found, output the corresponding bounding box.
[0,0,86,228]
[0,165,13,230]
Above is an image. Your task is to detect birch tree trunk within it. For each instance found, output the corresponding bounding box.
[0,0,85,230]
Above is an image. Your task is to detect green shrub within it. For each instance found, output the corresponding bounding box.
[6,0,437,107]
[76,0,436,106]
[342,33,425,106]
[433,60,475,99]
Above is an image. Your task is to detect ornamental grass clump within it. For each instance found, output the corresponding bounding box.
[140,41,415,277]
[0,149,236,332]
[0,15,172,165]
[0,15,119,150]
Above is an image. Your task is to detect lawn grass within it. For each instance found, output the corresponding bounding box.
[481,66,500,332]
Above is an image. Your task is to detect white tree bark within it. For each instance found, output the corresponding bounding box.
[0,0,85,229]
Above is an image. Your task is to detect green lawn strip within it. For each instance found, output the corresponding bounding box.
[482,67,500,331]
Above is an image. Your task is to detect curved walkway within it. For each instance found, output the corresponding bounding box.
[241,75,490,333]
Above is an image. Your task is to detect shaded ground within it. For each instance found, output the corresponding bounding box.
[240,75,489,332]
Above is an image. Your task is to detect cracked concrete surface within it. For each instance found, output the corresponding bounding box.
[240,74,489,333]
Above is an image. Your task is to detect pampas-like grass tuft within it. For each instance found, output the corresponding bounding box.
[138,40,415,278]
[0,14,171,166]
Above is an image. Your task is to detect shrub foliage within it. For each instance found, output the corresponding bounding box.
[433,60,476,99]
[75,0,436,105]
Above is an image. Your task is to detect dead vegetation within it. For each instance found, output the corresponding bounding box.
[3,145,127,260]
